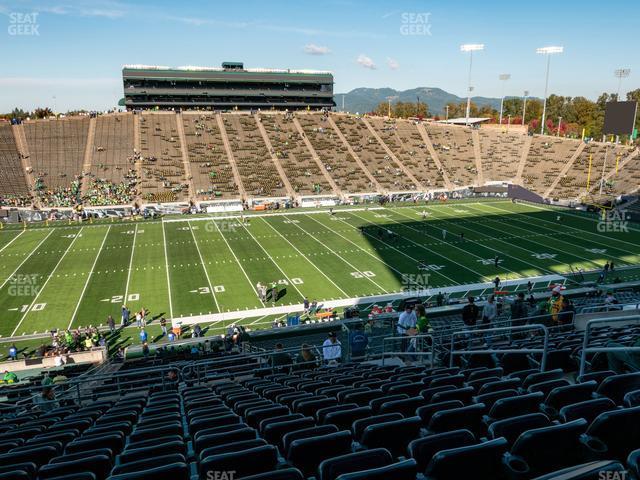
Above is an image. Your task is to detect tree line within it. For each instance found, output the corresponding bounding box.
[372,89,640,141]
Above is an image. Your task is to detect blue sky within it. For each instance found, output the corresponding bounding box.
[0,0,637,111]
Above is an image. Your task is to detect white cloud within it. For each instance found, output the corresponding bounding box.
[387,57,400,70]
[303,44,331,55]
[356,54,376,70]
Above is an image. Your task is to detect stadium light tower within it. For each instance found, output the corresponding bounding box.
[498,74,511,125]
[522,90,529,126]
[460,44,484,125]
[386,95,398,118]
[614,68,630,100]
[536,46,563,135]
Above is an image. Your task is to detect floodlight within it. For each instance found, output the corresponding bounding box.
[536,46,563,54]
[460,44,484,52]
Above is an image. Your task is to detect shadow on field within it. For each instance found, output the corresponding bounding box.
[354,203,620,292]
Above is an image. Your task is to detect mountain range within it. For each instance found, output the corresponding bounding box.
[335,87,514,116]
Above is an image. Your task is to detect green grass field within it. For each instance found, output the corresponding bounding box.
[1,199,639,340]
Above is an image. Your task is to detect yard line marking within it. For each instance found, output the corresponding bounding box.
[210,220,265,308]
[0,229,54,292]
[397,205,559,277]
[123,224,138,303]
[464,203,624,266]
[333,212,461,286]
[235,221,306,300]
[426,203,598,273]
[260,217,349,297]
[524,200,640,234]
[11,227,85,337]
[188,221,220,313]
[282,214,390,293]
[161,220,174,319]
[0,230,25,255]
[304,213,432,289]
[68,226,111,328]
[388,206,528,280]
[351,209,486,280]
[483,202,640,255]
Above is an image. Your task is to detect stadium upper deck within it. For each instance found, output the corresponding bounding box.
[122,62,335,110]
[1,112,638,209]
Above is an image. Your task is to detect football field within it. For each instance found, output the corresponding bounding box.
[0,199,639,338]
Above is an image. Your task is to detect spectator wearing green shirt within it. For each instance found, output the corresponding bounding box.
[2,370,18,384]
[416,304,430,333]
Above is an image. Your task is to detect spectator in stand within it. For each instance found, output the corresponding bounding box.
[1,370,18,384]
[558,297,576,324]
[397,304,418,356]
[511,292,529,327]
[397,304,417,335]
[604,291,618,305]
[482,295,498,327]
[270,343,292,370]
[547,286,564,324]
[192,324,202,338]
[322,332,342,365]
[349,324,369,360]
[416,304,430,333]
[295,343,317,370]
[35,387,58,411]
[462,296,479,327]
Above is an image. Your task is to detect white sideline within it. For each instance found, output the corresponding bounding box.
[161,206,385,223]
[169,274,565,327]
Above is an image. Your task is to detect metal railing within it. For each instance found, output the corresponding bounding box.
[6,359,187,415]
[578,314,640,376]
[449,324,550,370]
[381,334,434,367]
[178,342,330,384]
[579,302,640,314]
